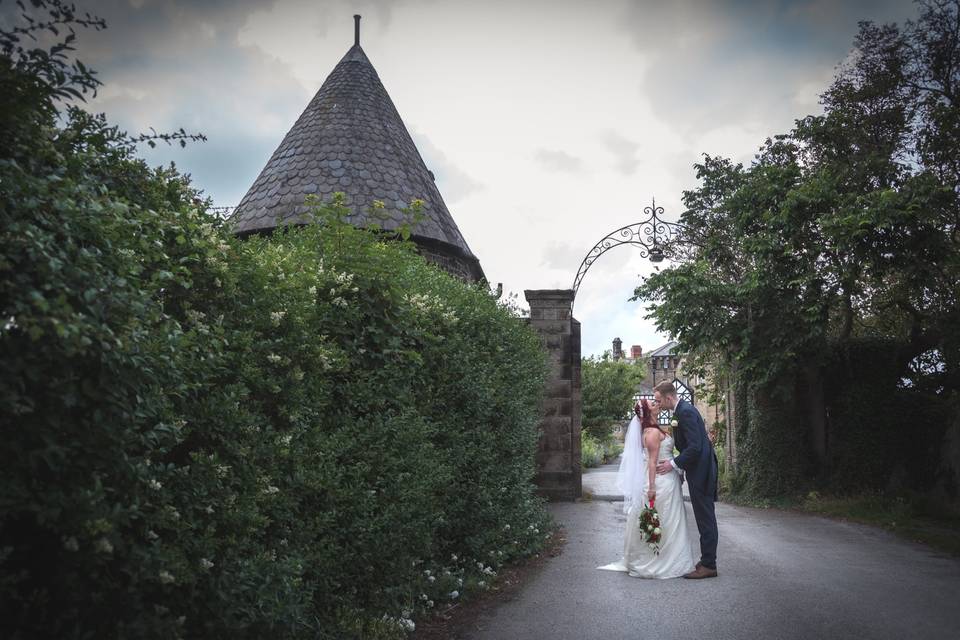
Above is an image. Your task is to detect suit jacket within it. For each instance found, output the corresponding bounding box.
[672,399,718,499]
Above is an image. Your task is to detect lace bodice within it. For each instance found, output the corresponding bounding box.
[657,435,675,461]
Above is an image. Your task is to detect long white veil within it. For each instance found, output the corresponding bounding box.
[616,414,648,514]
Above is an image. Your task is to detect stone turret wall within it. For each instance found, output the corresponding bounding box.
[413,237,485,283]
[525,289,581,501]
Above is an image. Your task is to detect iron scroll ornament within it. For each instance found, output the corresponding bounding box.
[572,198,686,299]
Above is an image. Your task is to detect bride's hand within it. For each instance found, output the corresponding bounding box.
[646,489,656,503]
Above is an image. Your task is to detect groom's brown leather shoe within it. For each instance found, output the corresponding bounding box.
[683,565,718,579]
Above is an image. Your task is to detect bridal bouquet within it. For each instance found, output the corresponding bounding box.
[638,501,662,555]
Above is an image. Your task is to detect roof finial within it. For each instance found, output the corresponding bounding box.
[354,14,361,46]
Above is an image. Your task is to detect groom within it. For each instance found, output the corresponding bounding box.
[653,381,719,579]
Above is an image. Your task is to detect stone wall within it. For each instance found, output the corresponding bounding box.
[524,290,581,501]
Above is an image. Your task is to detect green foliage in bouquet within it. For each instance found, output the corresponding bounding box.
[0,3,550,638]
[637,504,662,555]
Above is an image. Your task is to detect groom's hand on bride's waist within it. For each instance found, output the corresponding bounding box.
[656,460,674,475]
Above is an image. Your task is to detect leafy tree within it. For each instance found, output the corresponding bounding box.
[0,2,551,638]
[633,0,960,497]
[581,352,645,440]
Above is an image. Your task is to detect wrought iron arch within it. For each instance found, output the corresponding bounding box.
[572,198,686,304]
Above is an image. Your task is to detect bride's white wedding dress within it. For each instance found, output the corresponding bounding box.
[598,429,696,579]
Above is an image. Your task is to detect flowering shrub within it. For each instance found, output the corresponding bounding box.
[581,431,623,468]
[0,5,550,638]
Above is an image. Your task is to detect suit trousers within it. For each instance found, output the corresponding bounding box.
[689,485,718,570]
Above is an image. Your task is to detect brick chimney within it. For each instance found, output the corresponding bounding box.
[631,345,643,359]
[612,337,623,361]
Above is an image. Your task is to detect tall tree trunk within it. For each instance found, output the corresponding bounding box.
[727,357,739,471]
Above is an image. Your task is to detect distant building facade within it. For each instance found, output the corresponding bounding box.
[612,337,722,433]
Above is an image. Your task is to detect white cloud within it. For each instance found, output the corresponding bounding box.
[601,130,641,175]
[535,149,585,173]
[63,0,921,357]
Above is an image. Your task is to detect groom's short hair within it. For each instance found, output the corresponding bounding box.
[654,381,677,398]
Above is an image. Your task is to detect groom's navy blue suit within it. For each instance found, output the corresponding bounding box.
[672,399,719,570]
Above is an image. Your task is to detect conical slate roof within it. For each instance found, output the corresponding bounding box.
[232,26,482,279]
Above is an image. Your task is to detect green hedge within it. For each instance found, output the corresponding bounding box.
[727,338,953,500]
[824,339,952,493]
[0,28,551,638]
[581,431,623,469]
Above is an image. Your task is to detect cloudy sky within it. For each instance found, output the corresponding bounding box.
[21,0,920,357]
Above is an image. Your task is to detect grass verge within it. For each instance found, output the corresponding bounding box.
[724,490,960,557]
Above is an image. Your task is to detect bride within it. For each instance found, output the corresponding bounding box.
[598,399,695,579]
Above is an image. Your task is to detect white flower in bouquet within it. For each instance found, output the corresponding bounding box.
[653,528,661,535]
[670,419,678,428]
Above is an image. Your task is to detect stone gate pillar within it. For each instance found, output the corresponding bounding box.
[525,289,581,501]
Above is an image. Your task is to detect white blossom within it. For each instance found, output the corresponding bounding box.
[270,311,286,326]
[63,537,79,552]
[146,530,159,541]
[159,570,175,585]
[449,590,459,599]
[95,538,113,554]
